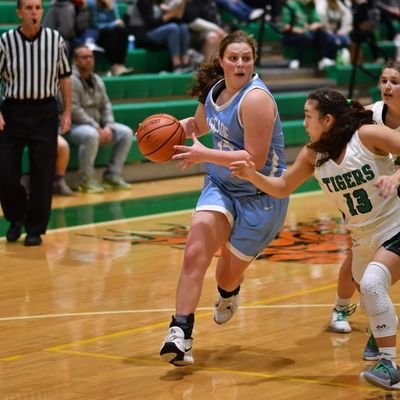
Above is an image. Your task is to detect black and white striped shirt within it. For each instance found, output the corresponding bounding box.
[0,27,71,100]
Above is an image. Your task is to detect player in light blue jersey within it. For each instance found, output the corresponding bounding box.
[159,30,289,367]
[230,88,400,391]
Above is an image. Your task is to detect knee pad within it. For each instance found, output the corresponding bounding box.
[360,262,391,315]
[360,262,397,337]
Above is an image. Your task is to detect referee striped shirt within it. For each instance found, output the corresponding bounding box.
[0,27,71,100]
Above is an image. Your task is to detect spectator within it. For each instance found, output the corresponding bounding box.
[43,0,90,54]
[315,0,353,64]
[43,0,77,45]
[125,0,193,73]
[214,0,264,22]
[0,0,72,246]
[85,0,133,76]
[281,0,338,70]
[68,45,133,193]
[182,0,228,60]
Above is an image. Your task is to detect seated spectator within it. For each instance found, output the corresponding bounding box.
[281,0,338,70]
[125,0,193,73]
[315,0,353,64]
[214,0,264,22]
[43,0,90,54]
[68,45,133,193]
[85,0,133,76]
[182,0,228,60]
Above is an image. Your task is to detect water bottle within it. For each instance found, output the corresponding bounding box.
[127,35,135,51]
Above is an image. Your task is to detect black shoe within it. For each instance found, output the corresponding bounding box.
[6,221,24,242]
[24,234,42,246]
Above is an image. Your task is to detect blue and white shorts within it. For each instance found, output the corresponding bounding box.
[195,177,289,261]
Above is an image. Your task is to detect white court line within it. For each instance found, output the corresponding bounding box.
[2,302,400,322]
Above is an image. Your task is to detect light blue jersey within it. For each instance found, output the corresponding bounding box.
[204,73,287,196]
[197,74,289,260]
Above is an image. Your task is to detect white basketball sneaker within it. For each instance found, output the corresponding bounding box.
[329,304,357,333]
[160,326,193,366]
[213,294,239,325]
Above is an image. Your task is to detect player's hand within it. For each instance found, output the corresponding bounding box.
[230,158,257,181]
[374,174,399,198]
[172,132,207,169]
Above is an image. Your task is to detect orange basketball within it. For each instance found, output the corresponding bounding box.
[136,113,185,163]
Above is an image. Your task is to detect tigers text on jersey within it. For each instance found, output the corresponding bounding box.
[314,129,400,237]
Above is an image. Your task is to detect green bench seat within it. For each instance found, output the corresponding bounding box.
[325,62,383,85]
[103,73,195,99]
[109,94,308,125]
[95,48,172,74]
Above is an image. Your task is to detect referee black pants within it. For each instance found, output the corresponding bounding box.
[0,98,58,235]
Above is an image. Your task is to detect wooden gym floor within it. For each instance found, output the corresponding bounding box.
[0,175,398,400]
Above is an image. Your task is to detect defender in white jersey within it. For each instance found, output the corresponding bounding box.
[329,61,400,344]
[230,88,400,391]
[159,30,289,367]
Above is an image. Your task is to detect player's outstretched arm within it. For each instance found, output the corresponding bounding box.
[230,146,316,198]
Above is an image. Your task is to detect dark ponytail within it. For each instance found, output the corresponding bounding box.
[307,88,373,166]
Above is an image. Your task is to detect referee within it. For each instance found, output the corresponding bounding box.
[0,0,72,246]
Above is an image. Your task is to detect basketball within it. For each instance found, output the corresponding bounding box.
[136,113,185,163]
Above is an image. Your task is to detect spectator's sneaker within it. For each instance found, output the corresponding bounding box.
[363,331,380,361]
[361,358,400,390]
[160,327,193,367]
[102,174,131,190]
[249,8,264,20]
[318,57,336,70]
[288,59,300,70]
[329,304,357,333]
[53,178,74,196]
[213,294,239,325]
[77,178,104,194]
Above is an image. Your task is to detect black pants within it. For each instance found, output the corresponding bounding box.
[98,26,128,65]
[0,98,58,235]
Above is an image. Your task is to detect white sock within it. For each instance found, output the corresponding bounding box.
[335,295,351,308]
[380,347,397,367]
